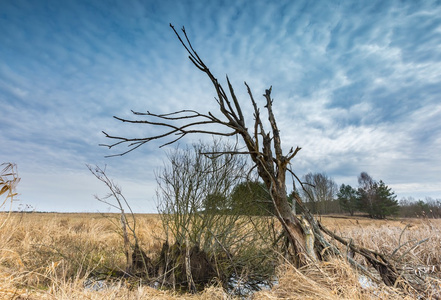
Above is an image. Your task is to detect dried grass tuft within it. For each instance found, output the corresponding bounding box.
[254,258,417,300]
[2,213,441,299]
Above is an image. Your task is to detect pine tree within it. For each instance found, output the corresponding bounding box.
[357,173,399,219]
[337,184,358,216]
[372,180,399,219]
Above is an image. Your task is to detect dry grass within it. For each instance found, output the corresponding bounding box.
[254,258,414,300]
[320,216,441,269]
[0,213,164,299]
[1,213,440,299]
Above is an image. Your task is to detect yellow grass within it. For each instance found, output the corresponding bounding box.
[320,216,441,269]
[1,213,440,299]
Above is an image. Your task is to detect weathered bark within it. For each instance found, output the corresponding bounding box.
[272,189,309,266]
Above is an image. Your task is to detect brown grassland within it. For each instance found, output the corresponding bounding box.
[1,212,440,299]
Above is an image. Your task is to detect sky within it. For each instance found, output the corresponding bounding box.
[1,0,441,213]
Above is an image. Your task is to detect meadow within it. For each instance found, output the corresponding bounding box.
[1,212,440,299]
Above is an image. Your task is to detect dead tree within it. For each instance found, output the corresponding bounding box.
[102,25,310,266]
[102,25,429,295]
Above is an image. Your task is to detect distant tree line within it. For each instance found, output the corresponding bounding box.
[202,170,440,220]
[398,197,441,218]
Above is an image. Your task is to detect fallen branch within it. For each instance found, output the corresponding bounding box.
[318,222,427,297]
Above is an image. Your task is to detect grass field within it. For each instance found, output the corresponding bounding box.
[1,212,440,299]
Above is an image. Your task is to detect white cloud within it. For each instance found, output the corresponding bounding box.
[1,0,441,212]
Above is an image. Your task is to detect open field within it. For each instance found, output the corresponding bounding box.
[1,212,440,299]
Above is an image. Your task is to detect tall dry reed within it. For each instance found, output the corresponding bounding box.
[1,213,440,299]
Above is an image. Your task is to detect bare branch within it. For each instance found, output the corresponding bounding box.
[101,106,243,156]
[226,76,245,126]
[286,146,302,161]
[102,126,238,157]
[263,87,283,161]
[244,82,263,153]
[132,109,211,119]
[200,150,260,157]
[170,24,203,69]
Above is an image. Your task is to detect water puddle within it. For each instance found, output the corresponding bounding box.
[358,275,377,289]
[84,274,276,298]
[227,274,277,298]
[83,277,121,291]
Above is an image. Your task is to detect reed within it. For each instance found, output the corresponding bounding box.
[1,213,440,299]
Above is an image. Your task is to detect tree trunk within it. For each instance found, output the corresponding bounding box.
[263,172,315,266]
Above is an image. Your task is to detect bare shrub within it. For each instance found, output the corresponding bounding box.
[0,163,20,228]
[156,140,279,293]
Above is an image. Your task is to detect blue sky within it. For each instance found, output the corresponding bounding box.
[1,0,441,213]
